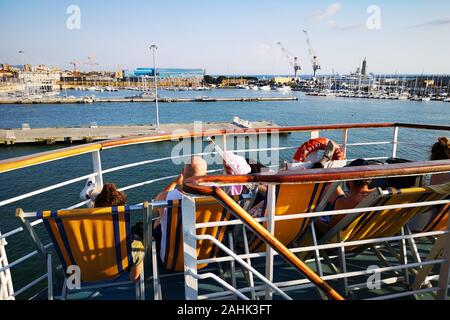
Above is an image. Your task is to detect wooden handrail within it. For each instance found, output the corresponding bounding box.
[0,143,102,173]
[1,122,449,173]
[183,159,450,189]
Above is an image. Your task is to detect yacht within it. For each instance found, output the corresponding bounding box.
[276,86,291,92]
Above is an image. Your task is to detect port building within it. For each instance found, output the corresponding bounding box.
[124,68,205,87]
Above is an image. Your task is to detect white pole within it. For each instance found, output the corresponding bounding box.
[150,45,160,129]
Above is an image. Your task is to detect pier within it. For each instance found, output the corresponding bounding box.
[0,96,298,105]
[0,118,281,145]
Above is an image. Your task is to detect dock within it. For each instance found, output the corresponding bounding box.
[0,118,281,145]
[0,96,298,105]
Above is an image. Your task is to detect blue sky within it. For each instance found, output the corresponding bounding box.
[1,0,449,75]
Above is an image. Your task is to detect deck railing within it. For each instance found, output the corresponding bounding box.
[1,122,450,299]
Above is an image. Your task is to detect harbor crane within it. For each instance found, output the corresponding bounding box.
[69,60,81,74]
[276,42,301,80]
[84,56,99,73]
[302,30,321,79]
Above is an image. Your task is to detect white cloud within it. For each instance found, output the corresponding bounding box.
[328,20,365,31]
[313,3,342,22]
[409,17,450,28]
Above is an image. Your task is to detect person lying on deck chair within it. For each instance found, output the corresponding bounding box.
[153,156,208,264]
[408,137,450,231]
[93,183,145,283]
[430,137,450,185]
[315,159,376,235]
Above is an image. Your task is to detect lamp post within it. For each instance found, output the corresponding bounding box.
[18,50,27,95]
[18,50,25,69]
[149,44,160,129]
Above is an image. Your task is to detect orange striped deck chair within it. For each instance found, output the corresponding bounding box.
[17,205,144,299]
[422,202,450,233]
[161,195,243,272]
[248,182,331,252]
[38,206,133,283]
[319,187,449,253]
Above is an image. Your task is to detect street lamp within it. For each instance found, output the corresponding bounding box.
[149,44,160,129]
[18,50,25,70]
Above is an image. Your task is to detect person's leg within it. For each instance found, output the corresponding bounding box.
[129,238,145,282]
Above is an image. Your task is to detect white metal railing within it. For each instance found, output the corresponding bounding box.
[0,124,448,300]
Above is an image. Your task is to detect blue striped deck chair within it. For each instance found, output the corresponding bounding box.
[319,187,449,252]
[315,187,449,295]
[16,205,145,300]
[248,182,335,253]
[160,195,245,272]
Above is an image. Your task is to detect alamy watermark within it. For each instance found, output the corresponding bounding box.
[169,121,280,168]
[66,5,81,30]
[366,5,381,30]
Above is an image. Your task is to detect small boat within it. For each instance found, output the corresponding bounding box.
[249,85,259,91]
[259,85,271,91]
[125,92,157,99]
[276,86,291,92]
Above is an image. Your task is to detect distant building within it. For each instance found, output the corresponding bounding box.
[272,77,293,85]
[361,58,367,77]
[219,78,249,87]
[124,68,205,87]
[18,66,61,93]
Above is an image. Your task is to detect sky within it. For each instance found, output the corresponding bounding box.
[1,0,450,75]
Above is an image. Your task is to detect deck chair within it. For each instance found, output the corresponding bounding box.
[17,205,146,300]
[316,187,449,295]
[151,194,251,299]
[406,202,450,295]
[248,182,337,252]
[230,182,338,300]
[422,203,450,233]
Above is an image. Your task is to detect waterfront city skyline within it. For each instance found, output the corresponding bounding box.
[1,0,450,75]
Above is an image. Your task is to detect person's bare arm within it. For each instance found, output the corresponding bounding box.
[154,173,183,215]
[160,173,183,195]
[330,197,349,227]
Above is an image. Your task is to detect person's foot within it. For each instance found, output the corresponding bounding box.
[319,141,336,166]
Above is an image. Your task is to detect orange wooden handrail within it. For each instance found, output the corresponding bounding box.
[183,159,450,188]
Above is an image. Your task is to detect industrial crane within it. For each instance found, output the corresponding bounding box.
[69,60,81,74]
[302,30,321,79]
[276,42,301,80]
[84,56,99,73]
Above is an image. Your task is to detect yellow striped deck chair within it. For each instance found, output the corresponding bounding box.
[249,182,330,252]
[37,206,133,283]
[162,195,242,272]
[422,202,450,233]
[319,187,449,253]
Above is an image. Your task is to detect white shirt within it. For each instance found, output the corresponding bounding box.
[160,188,184,262]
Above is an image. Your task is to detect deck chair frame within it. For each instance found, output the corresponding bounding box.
[16,204,149,300]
